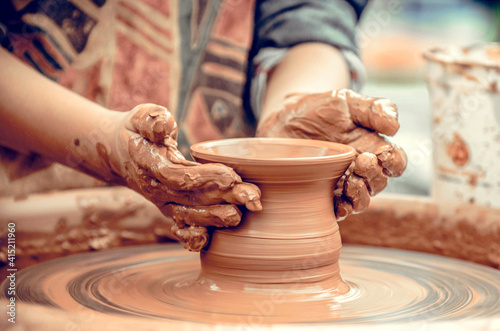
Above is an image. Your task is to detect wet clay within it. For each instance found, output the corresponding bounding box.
[185,138,356,316]
[2,244,500,327]
[256,90,407,220]
[190,138,355,287]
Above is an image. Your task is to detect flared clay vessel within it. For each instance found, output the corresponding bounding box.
[191,138,356,297]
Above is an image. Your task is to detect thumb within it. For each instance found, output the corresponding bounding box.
[127,104,178,144]
[336,89,400,136]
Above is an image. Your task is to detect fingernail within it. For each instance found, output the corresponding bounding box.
[149,108,165,118]
[246,200,262,211]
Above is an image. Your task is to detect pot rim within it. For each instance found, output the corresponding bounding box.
[190,137,356,166]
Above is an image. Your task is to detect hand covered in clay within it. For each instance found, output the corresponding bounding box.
[111,104,262,251]
[257,89,406,220]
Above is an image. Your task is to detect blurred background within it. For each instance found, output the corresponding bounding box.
[358,0,499,196]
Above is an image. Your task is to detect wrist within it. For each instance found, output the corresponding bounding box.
[258,43,350,129]
[68,109,128,185]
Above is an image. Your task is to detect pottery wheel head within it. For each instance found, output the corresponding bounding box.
[2,245,500,328]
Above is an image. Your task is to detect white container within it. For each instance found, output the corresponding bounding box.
[424,44,500,207]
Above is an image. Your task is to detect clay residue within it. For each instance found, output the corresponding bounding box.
[0,190,168,279]
[340,195,500,269]
[170,223,208,252]
[424,44,500,69]
[489,81,498,93]
[447,132,469,166]
[469,173,479,187]
[257,90,406,220]
[0,181,257,276]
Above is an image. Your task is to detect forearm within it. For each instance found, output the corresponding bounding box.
[0,49,124,183]
[258,43,350,127]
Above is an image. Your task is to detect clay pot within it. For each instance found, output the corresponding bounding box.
[191,138,356,293]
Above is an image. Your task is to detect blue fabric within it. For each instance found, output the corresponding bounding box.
[243,0,368,119]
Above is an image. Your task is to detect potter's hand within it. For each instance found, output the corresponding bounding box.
[257,89,406,220]
[113,104,262,251]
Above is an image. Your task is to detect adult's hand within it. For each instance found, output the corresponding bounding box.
[257,89,406,220]
[110,104,262,251]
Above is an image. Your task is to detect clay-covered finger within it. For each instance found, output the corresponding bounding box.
[280,93,349,141]
[129,104,178,143]
[221,182,262,211]
[353,152,388,196]
[128,135,196,173]
[375,144,407,177]
[344,174,370,213]
[171,222,208,252]
[162,203,242,228]
[348,131,390,154]
[134,170,260,208]
[129,139,241,191]
[334,193,353,221]
[157,162,242,191]
[338,89,400,136]
[167,146,196,166]
[257,92,336,139]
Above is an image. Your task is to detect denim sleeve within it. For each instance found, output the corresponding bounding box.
[244,0,368,119]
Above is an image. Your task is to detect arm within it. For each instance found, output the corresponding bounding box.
[248,1,406,219]
[259,42,350,126]
[0,48,123,184]
[0,49,261,251]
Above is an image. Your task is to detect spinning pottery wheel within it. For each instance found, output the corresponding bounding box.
[1,138,500,330]
[4,244,500,329]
